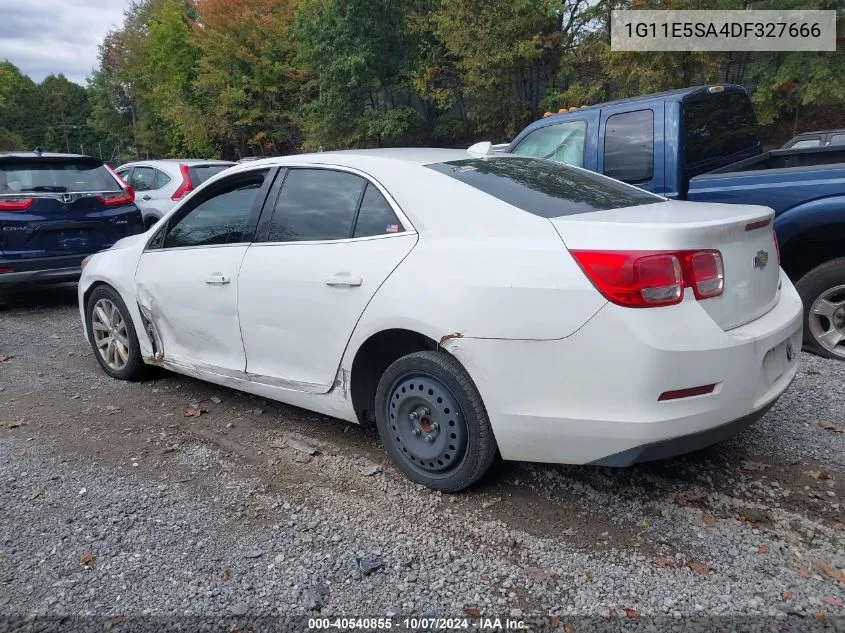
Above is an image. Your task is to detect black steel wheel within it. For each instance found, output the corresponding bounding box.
[375,350,496,492]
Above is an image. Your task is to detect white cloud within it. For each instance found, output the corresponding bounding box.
[0,0,133,85]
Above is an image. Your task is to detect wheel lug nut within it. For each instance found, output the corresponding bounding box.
[422,407,430,416]
[432,422,439,431]
[425,434,434,443]
[413,428,421,436]
[410,412,418,420]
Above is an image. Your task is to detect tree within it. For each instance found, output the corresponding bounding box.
[428,0,591,137]
[0,61,39,150]
[293,0,429,149]
[192,0,303,158]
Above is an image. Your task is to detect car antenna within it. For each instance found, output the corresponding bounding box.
[33,146,43,157]
[466,141,495,159]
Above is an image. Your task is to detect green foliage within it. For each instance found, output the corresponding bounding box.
[292,0,430,149]
[192,0,303,157]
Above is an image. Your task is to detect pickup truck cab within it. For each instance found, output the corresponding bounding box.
[505,85,845,360]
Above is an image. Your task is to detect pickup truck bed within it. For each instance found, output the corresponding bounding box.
[505,86,845,360]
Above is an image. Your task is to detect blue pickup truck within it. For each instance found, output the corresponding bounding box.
[505,84,845,361]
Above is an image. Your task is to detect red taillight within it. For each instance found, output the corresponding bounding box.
[570,251,683,307]
[97,186,135,207]
[0,198,35,212]
[571,249,725,308]
[0,267,11,274]
[683,250,724,300]
[171,163,193,201]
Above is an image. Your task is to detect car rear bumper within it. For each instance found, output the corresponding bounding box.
[0,254,86,285]
[444,269,803,465]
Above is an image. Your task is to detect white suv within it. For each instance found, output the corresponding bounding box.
[116,159,234,229]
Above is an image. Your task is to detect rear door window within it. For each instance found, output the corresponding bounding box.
[267,169,366,242]
[130,167,156,192]
[426,156,663,218]
[353,184,403,237]
[154,169,172,189]
[603,110,654,185]
[511,120,587,167]
[0,159,120,194]
[829,134,845,146]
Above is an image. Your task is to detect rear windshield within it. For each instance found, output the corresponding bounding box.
[188,164,231,186]
[683,91,760,178]
[426,157,663,218]
[0,159,119,194]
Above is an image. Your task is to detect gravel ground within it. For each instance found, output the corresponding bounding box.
[1,286,844,632]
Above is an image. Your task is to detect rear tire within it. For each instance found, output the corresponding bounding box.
[795,257,845,360]
[374,350,497,492]
[86,285,146,381]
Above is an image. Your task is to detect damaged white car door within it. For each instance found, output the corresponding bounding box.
[237,166,417,391]
[134,167,273,372]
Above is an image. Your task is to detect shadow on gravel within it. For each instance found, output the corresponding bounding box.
[0,282,79,311]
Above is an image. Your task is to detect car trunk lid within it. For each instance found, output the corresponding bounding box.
[551,199,780,330]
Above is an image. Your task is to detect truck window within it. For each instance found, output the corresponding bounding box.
[790,138,821,149]
[511,120,586,167]
[603,110,654,185]
[830,134,845,146]
[683,92,758,178]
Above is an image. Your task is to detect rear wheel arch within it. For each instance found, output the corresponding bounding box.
[779,222,845,282]
[349,328,439,425]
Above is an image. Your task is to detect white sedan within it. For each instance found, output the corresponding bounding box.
[78,146,803,491]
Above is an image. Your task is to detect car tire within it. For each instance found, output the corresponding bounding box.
[796,257,845,360]
[374,350,497,492]
[86,285,146,381]
[143,215,159,231]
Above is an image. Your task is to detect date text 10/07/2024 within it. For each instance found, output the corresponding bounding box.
[308,617,528,630]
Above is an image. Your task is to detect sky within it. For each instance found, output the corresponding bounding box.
[0,0,133,86]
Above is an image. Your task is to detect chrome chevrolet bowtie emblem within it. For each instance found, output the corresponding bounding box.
[753,250,769,269]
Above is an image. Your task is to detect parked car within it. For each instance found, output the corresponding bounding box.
[78,148,801,491]
[504,85,845,360]
[781,129,845,149]
[115,159,234,229]
[0,150,142,286]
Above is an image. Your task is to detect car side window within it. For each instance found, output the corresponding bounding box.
[511,120,587,167]
[154,169,172,189]
[790,138,821,149]
[267,169,366,242]
[353,184,403,237]
[829,134,845,146]
[162,170,268,249]
[116,167,131,183]
[130,167,156,192]
[603,109,654,185]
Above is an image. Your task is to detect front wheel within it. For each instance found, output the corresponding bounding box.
[796,257,845,360]
[86,285,146,380]
[374,350,497,492]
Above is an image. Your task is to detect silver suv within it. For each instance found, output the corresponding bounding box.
[115,159,234,229]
